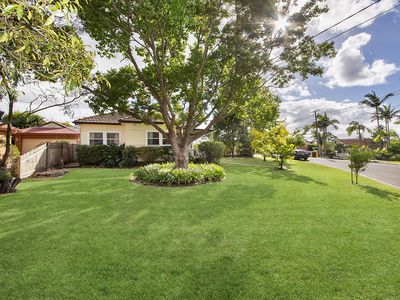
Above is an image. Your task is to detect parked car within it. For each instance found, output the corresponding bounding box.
[294,149,309,161]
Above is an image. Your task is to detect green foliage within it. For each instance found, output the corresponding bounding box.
[388,139,400,155]
[133,163,226,185]
[76,145,108,166]
[99,144,124,167]
[2,111,45,128]
[136,147,164,164]
[213,115,251,158]
[198,141,226,164]
[251,124,296,169]
[0,0,94,91]
[0,168,12,182]
[121,146,137,168]
[79,0,334,165]
[348,146,372,184]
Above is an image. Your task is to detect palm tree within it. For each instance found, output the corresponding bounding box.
[316,112,339,156]
[379,104,400,133]
[359,91,394,128]
[346,121,370,141]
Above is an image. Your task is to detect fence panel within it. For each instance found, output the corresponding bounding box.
[18,143,77,179]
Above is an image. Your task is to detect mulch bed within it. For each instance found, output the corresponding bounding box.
[32,169,69,178]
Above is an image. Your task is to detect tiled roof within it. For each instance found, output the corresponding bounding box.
[20,127,79,136]
[338,138,368,146]
[74,113,146,125]
[0,123,79,136]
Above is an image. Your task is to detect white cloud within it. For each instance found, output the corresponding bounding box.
[280,97,400,137]
[272,80,311,101]
[325,33,399,87]
[306,0,399,36]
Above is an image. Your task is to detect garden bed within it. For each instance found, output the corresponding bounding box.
[131,163,226,186]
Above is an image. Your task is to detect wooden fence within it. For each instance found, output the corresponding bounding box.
[18,143,77,179]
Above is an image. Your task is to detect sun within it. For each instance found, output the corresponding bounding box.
[274,15,289,32]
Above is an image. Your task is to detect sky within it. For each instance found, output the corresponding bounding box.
[4,0,400,138]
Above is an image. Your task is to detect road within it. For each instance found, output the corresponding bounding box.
[308,158,400,189]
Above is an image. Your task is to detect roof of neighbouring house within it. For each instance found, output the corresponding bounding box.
[74,113,163,125]
[0,123,79,137]
[337,138,369,146]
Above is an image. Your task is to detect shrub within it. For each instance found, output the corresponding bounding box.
[349,146,372,184]
[388,139,400,155]
[76,145,106,165]
[133,163,226,185]
[121,146,137,167]
[99,144,124,167]
[389,154,400,161]
[198,141,226,164]
[0,168,12,182]
[372,149,391,161]
[136,146,163,164]
[76,144,124,167]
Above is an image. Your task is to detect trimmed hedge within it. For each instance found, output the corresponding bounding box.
[133,163,226,185]
[76,145,171,167]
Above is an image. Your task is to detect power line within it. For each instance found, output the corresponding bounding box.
[311,0,382,39]
[325,2,400,42]
[269,0,383,63]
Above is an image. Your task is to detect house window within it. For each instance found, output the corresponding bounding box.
[147,132,160,146]
[107,133,119,145]
[162,136,170,145]
[89,132,103,145]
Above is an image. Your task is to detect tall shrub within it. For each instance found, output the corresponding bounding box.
[198,141,226,164]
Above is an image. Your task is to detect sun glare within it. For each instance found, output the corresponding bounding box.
[274,16,288,32]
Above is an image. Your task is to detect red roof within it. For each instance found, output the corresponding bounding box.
[0,123,79,137]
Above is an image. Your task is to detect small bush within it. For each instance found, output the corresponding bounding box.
[133,163,226,185]
[136,146,163,164]
[99,144,124,167]
[121,146,137,167]
[388,139,400,155]
[198,141,226,164]
[389,154,400,161]
[0,168,12,182]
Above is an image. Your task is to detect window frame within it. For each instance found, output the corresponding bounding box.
[89,132,104,145]
[88,131,121,145]
[106,132,120,145]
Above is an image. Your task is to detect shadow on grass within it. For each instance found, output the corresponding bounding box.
[359,185,400,201]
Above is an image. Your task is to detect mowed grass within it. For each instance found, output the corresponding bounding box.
[1,158,400,299]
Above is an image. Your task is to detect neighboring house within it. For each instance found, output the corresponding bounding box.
[74,113,169,147]
[337,138,369,148]
[0,121,80,154]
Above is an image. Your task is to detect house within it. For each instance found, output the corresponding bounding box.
[337,138,369,147]
[74,113,169,147]
[0,122,80,154]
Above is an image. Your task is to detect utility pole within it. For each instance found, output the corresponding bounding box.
[314,111,322,157]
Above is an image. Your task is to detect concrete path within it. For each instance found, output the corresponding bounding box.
[309,158,400,189]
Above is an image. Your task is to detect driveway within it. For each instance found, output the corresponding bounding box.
[308,158,400,189]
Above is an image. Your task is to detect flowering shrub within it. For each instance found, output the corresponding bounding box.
[133,163,226,185]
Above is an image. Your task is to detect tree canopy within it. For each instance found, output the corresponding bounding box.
[79,0,335,168]
[2,111,45,128]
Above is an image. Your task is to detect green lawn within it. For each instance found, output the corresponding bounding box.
[1,158,400,299]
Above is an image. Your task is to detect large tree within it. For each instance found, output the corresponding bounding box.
[379,104,400,134]
[79,0,334,168]
[214,88,280,157]
[0,0,94,192]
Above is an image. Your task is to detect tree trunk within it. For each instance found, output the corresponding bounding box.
[0,92,20,194]
[351,169,354,184]
[172,141,189,169]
